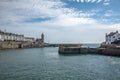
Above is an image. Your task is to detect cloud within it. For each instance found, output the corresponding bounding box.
[0,0,97,25]
[72,0,110,5]
[104,10,113,17]
[91,0,97,3]
[0,0,66,23]
[108,23,120,30]
[48,17,96,27]
[103,0,110,5]
[97,0,103,3]
[0,0,119,43]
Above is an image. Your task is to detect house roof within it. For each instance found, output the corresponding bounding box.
[107,32,116,36]
[107,31,118,36]
[25,37,34,39]
[0,30,24,37]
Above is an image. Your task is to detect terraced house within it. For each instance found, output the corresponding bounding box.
[0,30,24,41]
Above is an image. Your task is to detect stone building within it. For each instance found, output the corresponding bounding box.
[36,33,45,46]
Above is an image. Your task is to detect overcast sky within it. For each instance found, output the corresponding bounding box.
[0,0,120,43]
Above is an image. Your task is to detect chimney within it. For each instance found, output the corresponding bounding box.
[116,30,118,33]
[106,33,107,37]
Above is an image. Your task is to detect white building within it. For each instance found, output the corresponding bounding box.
[0,30,24,41]
[106,31,120,44]
[0,35,1,39]
[0,30,5,41]
[24,37,35,42]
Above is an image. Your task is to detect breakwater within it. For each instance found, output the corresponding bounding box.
[59,46,120,56]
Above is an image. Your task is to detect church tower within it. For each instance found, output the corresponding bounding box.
[41,33,44,44]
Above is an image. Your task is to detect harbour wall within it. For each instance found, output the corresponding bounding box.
[0,41,22,49]
[59,47,120,56]
[101,48,120,56]
[0,41,34,49]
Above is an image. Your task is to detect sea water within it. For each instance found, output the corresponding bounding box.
[0,44,120,80]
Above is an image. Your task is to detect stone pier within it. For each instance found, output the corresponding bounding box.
[59,46,120,56]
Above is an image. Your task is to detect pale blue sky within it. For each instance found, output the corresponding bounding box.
[0,0,120,43]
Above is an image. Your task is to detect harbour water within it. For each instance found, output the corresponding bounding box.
[0,44,120,80]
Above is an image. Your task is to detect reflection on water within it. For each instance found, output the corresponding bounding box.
[0,47,120,80]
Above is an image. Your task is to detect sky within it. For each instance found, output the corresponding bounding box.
[0,0,120,43]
